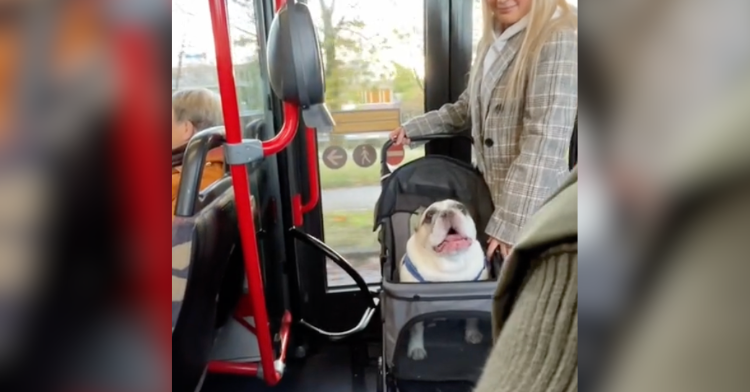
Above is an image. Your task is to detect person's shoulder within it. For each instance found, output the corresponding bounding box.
[535,20,577,55]
[514,169,578,252]
[540,25,577,51]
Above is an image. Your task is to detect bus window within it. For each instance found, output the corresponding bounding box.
[172,0,265,126]
[306,0,427,287]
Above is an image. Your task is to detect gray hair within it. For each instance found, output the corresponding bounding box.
[172,88,223,132]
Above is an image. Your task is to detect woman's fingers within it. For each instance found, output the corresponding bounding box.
[486,239,499,259]
[390,127,410,145]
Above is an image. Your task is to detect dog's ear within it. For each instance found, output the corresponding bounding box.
[411,207,426,232]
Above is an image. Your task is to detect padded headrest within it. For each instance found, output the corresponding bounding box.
[267,1,335,130]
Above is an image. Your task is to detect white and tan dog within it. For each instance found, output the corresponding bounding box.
[400,199,488,361]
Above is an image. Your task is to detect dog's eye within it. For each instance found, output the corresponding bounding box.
[455,203,468,214]
[423,210,436,224]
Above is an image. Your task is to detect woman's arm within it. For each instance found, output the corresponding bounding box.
[402,89,472,138]
[486,29,578,245]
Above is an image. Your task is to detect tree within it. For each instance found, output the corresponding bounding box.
[315,0,382,110]
[173,35,187,90]
[388,25,425,122]
[230,0,258,48]
[172,2,196,91]
[392,62,424,122]
[228,0,264,112]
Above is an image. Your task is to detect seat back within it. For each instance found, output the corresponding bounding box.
[172,183,240,392]
[172,126,243,392]
[267,1,334,129]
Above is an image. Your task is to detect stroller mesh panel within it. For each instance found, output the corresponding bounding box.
[392,313,492,383]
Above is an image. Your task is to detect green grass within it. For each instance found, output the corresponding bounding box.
[319,146,424,190]
[322,210,380,252]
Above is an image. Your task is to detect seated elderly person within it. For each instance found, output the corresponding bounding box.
[171,88,224,219]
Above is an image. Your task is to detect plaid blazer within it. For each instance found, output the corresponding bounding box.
[403,28,578,245]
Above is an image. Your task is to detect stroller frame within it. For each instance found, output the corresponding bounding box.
[375,136,500,391]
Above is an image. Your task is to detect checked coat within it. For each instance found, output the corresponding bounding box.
[402,27,578,245]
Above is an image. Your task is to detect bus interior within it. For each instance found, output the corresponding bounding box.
[172,0,577,391]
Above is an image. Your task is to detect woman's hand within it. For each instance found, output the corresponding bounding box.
[389,126,411,146]
[487,237,512,259]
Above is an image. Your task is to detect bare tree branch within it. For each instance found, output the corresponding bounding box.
[231,25,257,40]
[174,2,194,17]
[319,0,335,17]
[412,68,424,90]
[336,22,369,41]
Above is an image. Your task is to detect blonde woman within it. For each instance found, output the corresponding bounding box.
[390,0,577,258]
[171,88,224,219]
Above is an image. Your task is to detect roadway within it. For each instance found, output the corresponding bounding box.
[320,185,381,212]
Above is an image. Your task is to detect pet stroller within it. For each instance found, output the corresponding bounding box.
[374,135,500,392]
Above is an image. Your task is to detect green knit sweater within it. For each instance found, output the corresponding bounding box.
[474,170,578,392]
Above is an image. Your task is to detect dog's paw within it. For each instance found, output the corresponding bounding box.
[407,346,427,361]
[465,329,483,344]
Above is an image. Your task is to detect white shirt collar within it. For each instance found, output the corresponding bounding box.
[492,14,530,42]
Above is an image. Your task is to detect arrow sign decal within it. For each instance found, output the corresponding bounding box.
[322,146,347,169]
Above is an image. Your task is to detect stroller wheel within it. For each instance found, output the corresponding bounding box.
[377,357,384,392]
[377,357,397,392]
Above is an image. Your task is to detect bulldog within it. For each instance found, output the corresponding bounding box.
[400,199,489,361]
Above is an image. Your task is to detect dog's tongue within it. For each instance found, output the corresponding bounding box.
[436,234,472,254]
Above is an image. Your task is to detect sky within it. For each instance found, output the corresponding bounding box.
[172,0,577,74]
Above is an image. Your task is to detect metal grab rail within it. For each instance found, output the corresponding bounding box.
[291,127,321,226]
[289,228,379,340]
[207,0,297,386]
[173,126,226,217]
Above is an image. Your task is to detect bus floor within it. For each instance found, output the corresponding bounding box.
[203,341,477,392]
[203,341,379,392]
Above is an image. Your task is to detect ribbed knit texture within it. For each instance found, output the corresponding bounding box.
[474,244,578,392]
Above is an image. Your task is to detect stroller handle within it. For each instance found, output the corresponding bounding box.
[380,134,474,177]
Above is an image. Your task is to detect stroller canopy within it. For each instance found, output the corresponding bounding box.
[373,156,495,236]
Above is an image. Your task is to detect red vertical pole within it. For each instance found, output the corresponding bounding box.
[206,0,276,384]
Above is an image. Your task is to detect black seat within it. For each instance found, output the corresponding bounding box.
[172,128,244,392]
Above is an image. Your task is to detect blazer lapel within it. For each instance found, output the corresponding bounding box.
[471,48,486,173]
[480,33,525,125]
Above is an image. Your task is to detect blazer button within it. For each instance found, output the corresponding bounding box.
[484,138,494,147]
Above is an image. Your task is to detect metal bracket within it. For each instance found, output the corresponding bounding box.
[254,360,285,380]
[274,359,286,378]
[223,139,265,166]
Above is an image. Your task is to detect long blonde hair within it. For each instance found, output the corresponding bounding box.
[469,0,577,117]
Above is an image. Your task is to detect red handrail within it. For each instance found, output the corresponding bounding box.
[264,102,300,156]
[207,0,296,385]
[292,127,321,226]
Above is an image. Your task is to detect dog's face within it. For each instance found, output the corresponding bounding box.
[415,199,477,256]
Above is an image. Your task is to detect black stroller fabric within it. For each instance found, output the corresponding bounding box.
[374,155,495,242]
[374,155,497,386]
